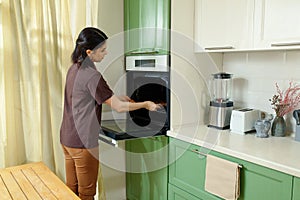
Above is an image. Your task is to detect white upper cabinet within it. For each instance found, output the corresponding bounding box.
[195,0,300,52]
[194,0,255,52]
[254,0,300,49]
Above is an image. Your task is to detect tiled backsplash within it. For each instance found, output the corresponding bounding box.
[223,50,300,132]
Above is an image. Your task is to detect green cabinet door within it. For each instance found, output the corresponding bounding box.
[168,184,201,200]
[168,138,221,200]
[124,0,170,55]
[169,138,293,200]
[126,136,168,200]
[293,177,300,200]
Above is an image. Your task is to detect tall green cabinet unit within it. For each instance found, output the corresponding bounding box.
[124,0,170,199]
[124,0,170,55]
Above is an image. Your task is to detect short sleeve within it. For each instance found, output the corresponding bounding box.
[87,73,113,105]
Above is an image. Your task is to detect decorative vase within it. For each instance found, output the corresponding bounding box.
[255,119,271,138]
[271,116,286,137]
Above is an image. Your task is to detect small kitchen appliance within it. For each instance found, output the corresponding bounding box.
[230,108,260,134]
[208,72,233,129]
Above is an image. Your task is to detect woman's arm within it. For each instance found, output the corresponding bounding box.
[104,95,161,112]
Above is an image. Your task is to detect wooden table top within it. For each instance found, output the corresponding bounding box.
[0,162,80,200]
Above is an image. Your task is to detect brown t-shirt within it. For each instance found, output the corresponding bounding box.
[60,63,113,148]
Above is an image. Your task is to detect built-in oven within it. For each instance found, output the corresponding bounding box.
[99,55,170,145]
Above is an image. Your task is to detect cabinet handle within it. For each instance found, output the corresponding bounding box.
[191,149,243,168]
[191,149,207,156]
[204,46,234,50]
[271,42,300,47]
[149,137,160,141]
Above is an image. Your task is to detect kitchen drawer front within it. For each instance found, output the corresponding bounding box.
[168,183,202,200]
[126,136,168,153]
[168,138,220,200]
[127,170,168,200]
[293,177,300,200]
[126,136,169,173]
[210,151,293,200]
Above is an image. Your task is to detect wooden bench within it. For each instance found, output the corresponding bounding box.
[0,162,80,199]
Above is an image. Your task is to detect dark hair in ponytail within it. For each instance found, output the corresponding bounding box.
[71,27,108,65]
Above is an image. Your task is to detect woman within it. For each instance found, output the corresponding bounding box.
[60,27,160,200]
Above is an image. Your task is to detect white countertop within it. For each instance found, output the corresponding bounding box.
[167,124,300,178]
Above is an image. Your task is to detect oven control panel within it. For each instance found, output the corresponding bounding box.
[125,55,169,72]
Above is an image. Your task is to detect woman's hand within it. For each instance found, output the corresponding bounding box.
[144,101,162,111]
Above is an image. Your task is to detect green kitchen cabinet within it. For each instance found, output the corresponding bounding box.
[168,183,201,200]
[168,138,222,200]
[126,136,168,200]
[293,177,300,200]
[124,0,170,55]
[168,137,293,200]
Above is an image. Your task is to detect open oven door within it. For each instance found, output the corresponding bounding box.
[99,71,170,146]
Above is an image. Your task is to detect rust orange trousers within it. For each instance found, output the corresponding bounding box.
[62,145,99,200]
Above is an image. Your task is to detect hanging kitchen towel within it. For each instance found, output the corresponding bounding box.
[205,154,240,200]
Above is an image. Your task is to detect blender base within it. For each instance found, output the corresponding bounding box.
[208,101,233,130]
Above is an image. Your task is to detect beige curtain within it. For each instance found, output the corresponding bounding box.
[0,0,106,199]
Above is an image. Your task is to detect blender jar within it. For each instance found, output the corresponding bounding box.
[211,72,233,103]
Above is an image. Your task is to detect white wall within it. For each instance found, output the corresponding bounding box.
[223,50,300,132]
[95,1,127,199]
[170,0,223,127]
[98,141,126,200]
[96,0,126,120]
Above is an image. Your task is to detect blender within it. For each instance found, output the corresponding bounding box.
[208,72,233,129]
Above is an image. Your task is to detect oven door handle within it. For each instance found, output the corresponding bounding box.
[130,50,159,54]
[98,133,118,147]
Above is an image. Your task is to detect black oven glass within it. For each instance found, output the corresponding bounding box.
[135,59,156,68]
[126,71,170,138]
[100,71,170,140]
[129,79,168,127]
